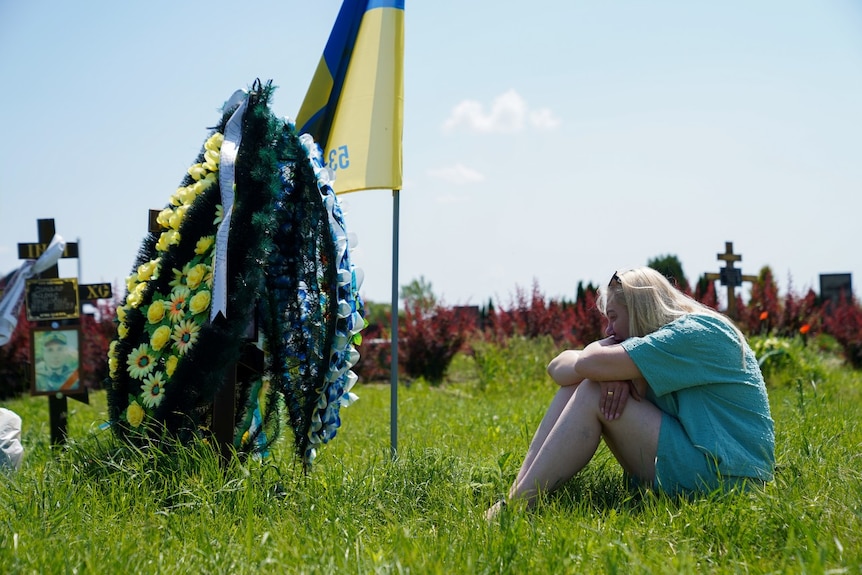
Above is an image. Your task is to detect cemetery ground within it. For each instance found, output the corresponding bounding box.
[1,335,860,574]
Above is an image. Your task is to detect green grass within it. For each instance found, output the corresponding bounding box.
[1,336,861,574]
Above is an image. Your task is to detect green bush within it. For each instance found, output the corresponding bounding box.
[469,335,557,393]
[750,335,828,387]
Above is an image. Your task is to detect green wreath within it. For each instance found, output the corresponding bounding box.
[106,80,364,466]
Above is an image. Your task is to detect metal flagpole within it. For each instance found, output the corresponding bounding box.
[390,188,400,460]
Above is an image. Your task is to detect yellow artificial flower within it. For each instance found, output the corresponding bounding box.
[204,132,224,152]
[126,401,145,428]
[147,299,166,323]
[213,204,224,225]
[192,172,216,197]
[126,289,142,309]
[116,306,127,323]
[167,287,190,323]
[156,232,170,252]
[171,319,201,355]
[128,282,147,309]
[137,260,158,282]
[156,229,181,252]
[127,343,156,379]
[201,171,218,188]
[169,205,188,230]
[177,186,196,206]
[169,267,184,289]
[157,207,174,228]
[125,273,139,293]
[186,264,207,290]
[150,325,172,351]
[195,236,215,255]
[189,290,211,315]
[141,371,166,408]
[117,322,129,338]
[109,356,119,378]
[188,164,207,181]
[203,148,219,171]
[165,354,179,377]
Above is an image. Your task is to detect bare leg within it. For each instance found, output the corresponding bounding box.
[514,385,577,487]
[507,379,662,507]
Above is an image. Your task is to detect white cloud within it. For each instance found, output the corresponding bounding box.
[427,163,485,185]
[529,108,561,130]
[442,89,560,133]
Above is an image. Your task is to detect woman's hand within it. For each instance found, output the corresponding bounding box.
[599,380,642,420]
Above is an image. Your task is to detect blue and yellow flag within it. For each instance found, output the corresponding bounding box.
[297,0,404,194]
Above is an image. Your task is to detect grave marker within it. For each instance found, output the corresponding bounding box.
[819,273,853,307]
[19,219,86,445]
[704,242,757,320]
[18,219,112,446]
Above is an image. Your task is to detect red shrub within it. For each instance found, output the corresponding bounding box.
[485,281,592,348]
[400,303,475,385]
[569,288,605,347]
[779,286,821,338]
[743,267,781,335]
[694,278,720,311]
[0,309,32,399]
[352,321,393,383]
[821,294,862,368]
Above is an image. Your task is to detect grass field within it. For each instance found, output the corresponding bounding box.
[1,335,860,574]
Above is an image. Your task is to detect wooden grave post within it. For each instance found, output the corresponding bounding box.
[704,242,757,321]
[210,208,264,462]
[17,218,93,446]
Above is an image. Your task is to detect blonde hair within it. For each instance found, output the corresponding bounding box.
[598,267,744,343]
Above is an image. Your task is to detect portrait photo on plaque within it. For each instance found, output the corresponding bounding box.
[30,327,81,395]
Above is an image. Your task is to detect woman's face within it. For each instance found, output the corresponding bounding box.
[604,295,630,342]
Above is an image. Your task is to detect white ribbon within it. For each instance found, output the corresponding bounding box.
[210,91,248,322]
[0,234,66,346]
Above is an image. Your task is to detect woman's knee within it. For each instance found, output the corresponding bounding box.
[575,379,602,398]
[570,379,603,413]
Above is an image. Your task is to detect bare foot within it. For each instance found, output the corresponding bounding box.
[484,500,506,521]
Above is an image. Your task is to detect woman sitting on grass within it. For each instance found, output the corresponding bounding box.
[489,267,775,517]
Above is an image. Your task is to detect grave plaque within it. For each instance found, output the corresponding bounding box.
[719,267,743,288]
[25,278,80,321]
[819,273,852,306]
[79,282,113,301]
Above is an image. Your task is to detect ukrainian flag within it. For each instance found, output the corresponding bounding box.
[297,0,404,194]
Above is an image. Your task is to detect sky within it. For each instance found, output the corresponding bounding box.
[2,1,861,309]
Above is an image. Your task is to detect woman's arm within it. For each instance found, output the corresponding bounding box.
[575,337,643,382]
[547,337,643,387]
[547,350,585,386]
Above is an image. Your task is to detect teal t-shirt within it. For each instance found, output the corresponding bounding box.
[621,314,775,481]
